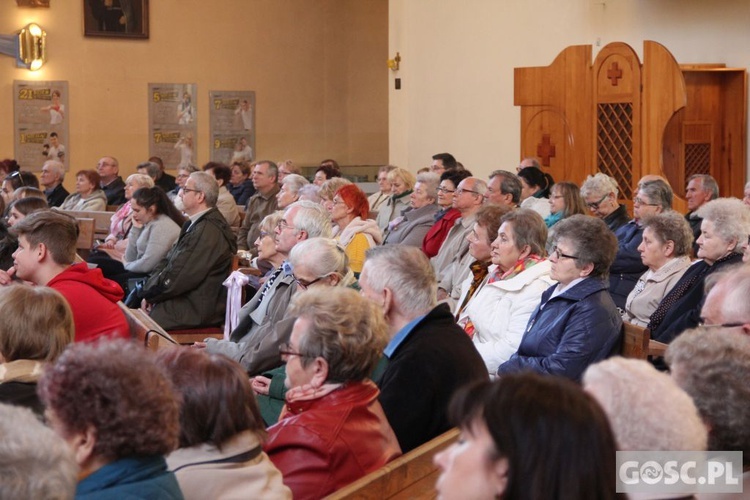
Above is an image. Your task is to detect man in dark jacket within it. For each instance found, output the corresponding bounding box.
[40,160,69,208]
[142,172,236,330]
[360,245,488,453]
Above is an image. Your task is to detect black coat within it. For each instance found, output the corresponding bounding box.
[604,203,630,233]
[374,303,488,453]
[650,252,743,344]
[102,176,127,206]
[45,183,70,208]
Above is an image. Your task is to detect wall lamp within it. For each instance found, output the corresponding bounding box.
[387,52,401,72]
[0,23,47,71]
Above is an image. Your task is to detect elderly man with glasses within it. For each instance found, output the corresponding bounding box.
[203,200,333,376]
[580,172,629,233]
[139,172,237,330]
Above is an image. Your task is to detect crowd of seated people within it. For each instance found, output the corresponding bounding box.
[1,152,750,498]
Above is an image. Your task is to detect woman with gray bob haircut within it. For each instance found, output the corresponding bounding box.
[647,197,750,343]
[622,211,693,327]
[579,172,629,232]
[497,215,622,381]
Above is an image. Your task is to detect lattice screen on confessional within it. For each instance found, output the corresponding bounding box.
[597,102,634,200]
[684,143,711,178]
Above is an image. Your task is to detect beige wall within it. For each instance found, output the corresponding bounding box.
[389,0,750,180]
[0,0,388,190]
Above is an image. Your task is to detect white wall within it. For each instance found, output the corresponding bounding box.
[389,0,750,179]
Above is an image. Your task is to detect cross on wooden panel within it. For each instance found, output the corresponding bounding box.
[608,62,623,86]
[536,134,556,166]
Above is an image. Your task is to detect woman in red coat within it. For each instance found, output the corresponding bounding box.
[422,169,472,257]
[264,287,401,499]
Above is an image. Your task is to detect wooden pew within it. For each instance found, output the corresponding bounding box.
[59,210,114,241]
[621,322,669,360]
[75,218,95,259]
[117,301,179,351]
[325,428,459,500]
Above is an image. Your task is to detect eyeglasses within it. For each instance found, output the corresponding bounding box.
[586,193,609,210]
[437,186,455,194]
[550,245,579,260]
[332,198,347,206]
[180,187,202,194]
[293,273,330,290]
[455,188,480,196]
[278,342,308,359]
[633,197,659,207]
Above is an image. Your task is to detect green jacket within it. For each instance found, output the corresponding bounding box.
[145,207,237,330]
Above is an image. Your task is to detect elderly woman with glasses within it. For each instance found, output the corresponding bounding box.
[458,209,555,373]
[621,211,693,327]
[648,198,750,344]
[383,172,440,248]
[497,215,621,381]
[609,178,673,310]
[580,172,629,232]
[263,287,401,499]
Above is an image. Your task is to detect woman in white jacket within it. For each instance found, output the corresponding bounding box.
[457,209,554,373]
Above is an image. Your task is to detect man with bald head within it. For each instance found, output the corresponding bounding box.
[97,156,126,206]
[39,160,69,208]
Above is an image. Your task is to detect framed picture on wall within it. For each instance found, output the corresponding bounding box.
[83,0,149,39]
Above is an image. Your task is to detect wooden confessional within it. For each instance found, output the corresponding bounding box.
[514,41,747,210]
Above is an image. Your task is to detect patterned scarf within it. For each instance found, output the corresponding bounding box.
[455,260,491,320]
[488,254,545,284]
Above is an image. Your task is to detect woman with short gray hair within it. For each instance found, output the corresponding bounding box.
[648,198,750,343]
[497,215,621,381]
[622,211,693,327]
[580,172,629,232]
[382,172,440,247]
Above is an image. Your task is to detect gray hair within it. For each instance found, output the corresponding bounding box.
[580,172,619,199]
[363,245,436,317]
[288,200,332,238]
[289,237,354,287]
[43,160,65,181]
[137,161,161,180]
[640,210,694,257]
[688,174,719,200]
[489,170,522,204]
[256,160,279,182]
[259,211,283,235]
[462,177,488,197]
[666,327,750,464]
[638,179,673,210]
[554,215,618,279]
[583,358,706,452]
[126,173,155,190]
[695,197,750,252]
[189,171,219,207]
[0,404,77,499]
[290,287,389,382]
[500,208,548,256]
[281,173,309,196]
[178,165,199,175]
[319,177,352,200]
[297,184,322,204]
[415,172,440,200]
[703,265,750,325]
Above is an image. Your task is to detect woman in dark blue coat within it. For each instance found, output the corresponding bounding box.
[498,214,622,381]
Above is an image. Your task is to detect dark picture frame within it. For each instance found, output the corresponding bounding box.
[83,0,149,39]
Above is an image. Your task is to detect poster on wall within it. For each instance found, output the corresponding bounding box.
[148,83,197,171]
[208,90,255,165]
[13,80,70,172]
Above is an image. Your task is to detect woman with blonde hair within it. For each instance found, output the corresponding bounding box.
[0,285,74,416]
[376,167,416,231]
